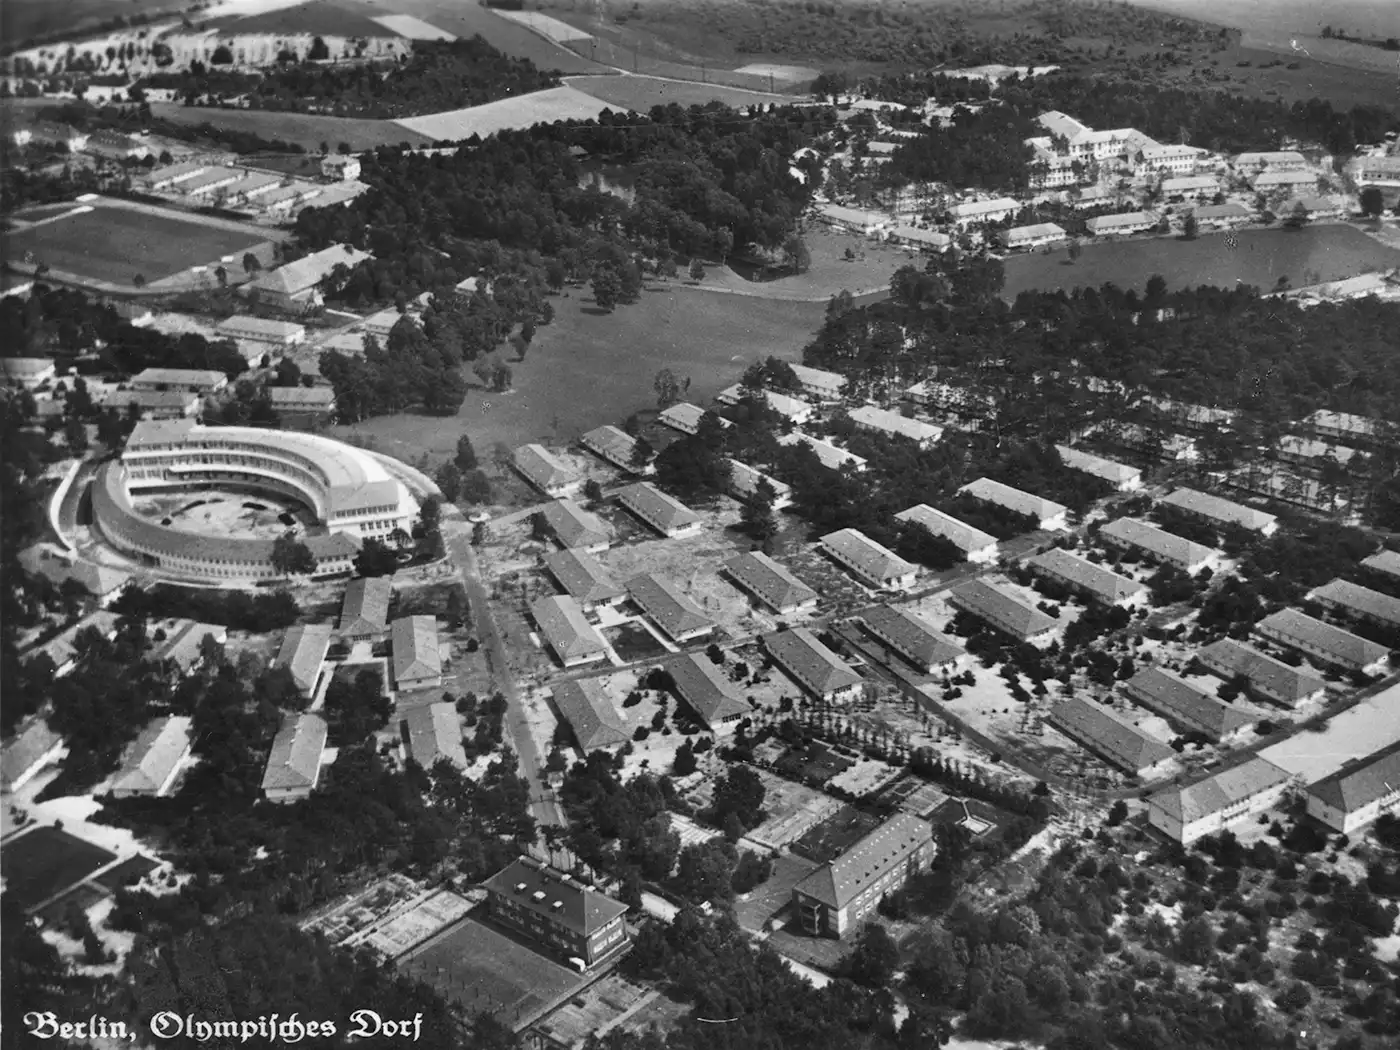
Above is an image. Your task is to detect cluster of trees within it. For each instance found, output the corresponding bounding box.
[111,584,299,633]
[882,104,1038,194]
[320,318,470,420]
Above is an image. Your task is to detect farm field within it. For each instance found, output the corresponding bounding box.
[333,285,826,463]
[206,0,398,37]
[145,102,436,152]
[0,825,117,911]
[6,199,275,288]
[1001,224,1400,301]
[396,85,630,143]
[565,74,790,111]
[5,0,184,43]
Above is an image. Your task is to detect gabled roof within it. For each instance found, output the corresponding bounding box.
[268,386,336,407]
[1004,222,1067,242]
[392,615,441,681]
[484,857,628,936]
[1152,757,1292,825]
[790,363,848,395]
[1363,549,1400,580]
[1307,741,1400,814]
[261,713,328,792]
[794,813,932,909]
[667,652,748,726]
[131,367,227,389]
[778,432,865,471]
[111,716,192,795]
[895,505,997,555]
[545,548,625,605]
[1054,445,1140,486]
[1124,667,1253,738]
[848,405,944,444]
[1086,210,1156,230]
[250,244,372,297]
[551,678,629,751]
[658,402,718,433]
[948,196,1019,219]
[339,576,392,635]
[1309,578,1400,626]
[1255,608,1389,669]
[727,460,791,503]
[948,579,1055,638]
[957,477,1066,523]
[1,720,62,789]
[1278,435,1357,464]
[581,425,640,465]
[1191,202,1252,220]
[541,499,613,550]
[626,574,713,638]
[403,702,467,769]
[1198,639,1326,703]
[102,389,199,412]
[514,444,577,491]
[617,482,700,534]
[764,628,863,695]
[861,605,965,668]
[1306,409,1384,440]
[215,315,304,339]
[274,624,332,694]
[724,551,817,611]
[821,528,916,582]
[1100,517,1220,568]
[1028,548,1147,604]
[1161,488,1277,532]
[531,595,608,661]
[1048,696,1174,773]
[23,611,119,671]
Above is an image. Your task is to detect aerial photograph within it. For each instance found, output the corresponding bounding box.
[2,0,1399,1047]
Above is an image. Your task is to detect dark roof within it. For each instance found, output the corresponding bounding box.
[794,814,932,909]
[391,615,441,681]
[1124,667,1253,738]
[763,628,863,695]
[261,713,327,792]
[551,678,629,751]
[1256,608,1390,669]
[667,652,748,726]
[723,551,817,611]
[541,499,613,550]
[1199,639,1327,703]
[484,857,628,936]
[860,605,965,668]
[339,576,393,635]
[531,595,608,662]
[1048,696,1174,773]
[545,548,625,605]
[617,482,700,534]
[403,702,467,769]
[1307,741,1400,814]
[1310,578,1400,626]
[626,574,713,639]
[1151,758,1293,825]
[1028,548,1147,604]
[947,579,1055,639]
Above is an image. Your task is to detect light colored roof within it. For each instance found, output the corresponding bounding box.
[1055,445,1140,485]
[1237,150,1306,166]
[581,424,639,464]
[848,405,943,444]
[1161,488,1277,532]
[179,167,241,192]
[1255,609,1389,668]
[1362,549,1400,580]
[958,477,1066,523]
[861,605,965,668]
[658,402,724,432]
[727,460,791,503]
[626,574,713,639]
[261,713,327,792]
[1,357,55,377]
[1152,757,1293,825]
[391,615,441,681]
[764,627,863,695]
[1307,741,1400,814]
[1048,696,1174,773]
[948,579,1055,638]
[551,678,629,751]
[1,720,61,789]
[1161,175,1218,191]
[895,504,997,555]
[1004,222,1067,242]
[1038,110,1091,141]
[339,576,392,635]
[268,386,336,407]
[483,857,628,937]
[274,624,331,693]
[103,389,199,412]
[888,225,951,247]
[17,548,128,598]
[23,611,119,671]
[1311,579,1400,626]
[667,651,748,726]
[1252,169,1315,186]
[816,203,889,227]
[821,528,916,583]
[723,551,817,611]
[790,363,848,394]
[1125,667,1253,738]
[1278,435,1357,464]
[531,595,607,661]
[1191,202,1251,220]
[514,444,577,491]
[1100,518,1220,567]
[1140,143,1203,159]
[778,432,866,471]
[403,702,467,769]
[545,548,624,605]
[618,482,700,533]
[541,498,613,549]
[1086,210,1156,230]
[111,716,192,795]
[794,813,932,909]
[1029,548,1146,604]
[949,196,1020,219]
[1199,639,1326,703]
[215,315,305,339]
[1306,409,1384,439]
[132,367,226,388]
[250,244,372,297]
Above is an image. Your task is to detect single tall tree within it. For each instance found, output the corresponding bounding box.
[270,532,317,576]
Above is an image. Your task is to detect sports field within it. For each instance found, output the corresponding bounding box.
[6,201,273,289]
[0,825,118,911]
[1002,224,1400,301]
[397,916,586,1026]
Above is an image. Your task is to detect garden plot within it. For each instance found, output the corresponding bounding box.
[782,544,881,617]
[827,756,903,798]
[669,812,721,848]
[353,889,475,960]
[743,770,839,851]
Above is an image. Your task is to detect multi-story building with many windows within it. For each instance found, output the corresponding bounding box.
[484,858,630,968]
[792,814,934,937]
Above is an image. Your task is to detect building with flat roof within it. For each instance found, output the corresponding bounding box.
[860,605,966,674]
[403,702,467,770]
[1,720,63,793]
[723,551,817,614]
[667,651,748,732]
[764,628,863,703]
[2,357,57,389]
[617,483,701,538]
[1305,741,1400,834]
[274,624,331,697]
[778,432,866,472]
[792,813,934,937]
[484,857,630,968]
[848,405,943,447]
[626,574,713,642]
[581,425,650,473]
[215,315,306,348]
[261,713,328,803]
[727,460,792,511]
[1253,609,1389,674]
[1148,758,1294,844]
[247,244,372,311]
[392,615,442,691]
[1085,211,1156,236]
[541,499,613,552]
[1308,578,1400,630]
[1197,639,1326,707]
[948,579,1056,642]
[130,368,228,394]
[894,505,998,564]
[551,678,629,752]
[1124,667,1254,741]
[1160,488,1278,536]
[821,529,918,592]
[1001,222,1067,250]
[532,595,609,667]
[957,477,1067,530]
[514,444,581,497]
[1048,696,1174,777]
[545,548,625,611]
[339,576,392,640]
[109,716,192,798]
[1099,518,1221,575]
[1054,446,1141,491]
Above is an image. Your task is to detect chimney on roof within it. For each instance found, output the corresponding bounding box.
[514,882,528,893]
[552,900,564,910]
[532,891,547,902]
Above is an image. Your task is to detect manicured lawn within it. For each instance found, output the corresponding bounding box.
[0,826,117,911]
[1002,224,1400,301]
[333,284,827,464]
[566,74,789,111]
[604,623,668,662]
[93,853,159,890]
[6,201,269,286]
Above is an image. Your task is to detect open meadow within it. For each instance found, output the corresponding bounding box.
[145,102,436,152]
[5,0,184,43]
[564,74,791,111]
[1001,224,1400,300]
[395,86,629,143]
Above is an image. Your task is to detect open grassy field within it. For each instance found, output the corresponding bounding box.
[565,74,790,111]
[373,0,611,74]
[396,86,629,143]
[0,826,117,911]
[5,0,183,44]
[333,284,826,463]
[206,0,398,37]
[7,200,273,287]
[144,102,436,152]
[1001,224,1400,301]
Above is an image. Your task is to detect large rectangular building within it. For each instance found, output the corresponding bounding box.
[777,432,865,471]
[484,858,630,968]
[391,615,442,691]
[1099,518,1221,575]
[581,425,649,473]
[247,244,372,310]
[545,547,625,611]
[790,364,848,401]
[551,678,629,752]
[764,628,863,703]
[1123,667,1254,741]
[1027,548,1148,607]
[723,551,818,614]
[541,499,613,552]
[1308,578,1400,631]
[860,605,966,674]
[215,315,306,349]
[131,368,229,394]
[727,460,792,511]
[102,389,201,420]
[274,624,332,697]
[514,444,581,497]
[659,402,730,436]
[403,702,467,770]
[894,505,998,565]
[820,529,918,592]
[626,574,714,642]
[1047,696,1175,777]
[667,652,748,732]
[261,713,328,803]
[1305,741,1400,834]
[1253,609,1389,674]
[1197,639,1326,707]
[531,595,609,667]
[617,482,701,538]
[1160,488,1278,536]
[1148,758,1294,844]
[792,814,934,937]
[957,478,1067,531]
[1362,549,1400,582]
[1054,446,1141,492]
[1085,211,1156,236]
[338,576,392,640]
[847,405,943,448]
[947,579,1056,642]
[110,716,193,798]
